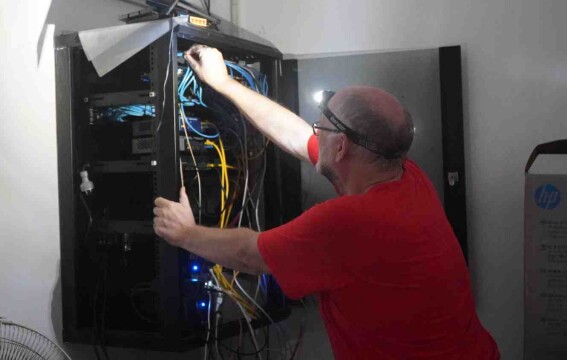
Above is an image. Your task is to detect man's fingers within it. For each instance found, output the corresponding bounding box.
[189,44,207,53]
[179,187,190,209]
[153,216,160,231]
[153,218,165,238]
[153,216,168,230]
[154,197,172,208]
[184,51,198,68]
[153,207,163,216]
[185,44,207,66]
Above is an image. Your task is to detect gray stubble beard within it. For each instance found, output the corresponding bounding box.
[318,162,339,189]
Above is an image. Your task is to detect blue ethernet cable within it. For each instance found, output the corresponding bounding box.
[183,117,219,139]
[224,61,256,90]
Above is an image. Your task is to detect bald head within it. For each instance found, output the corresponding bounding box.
[328,86,414,163]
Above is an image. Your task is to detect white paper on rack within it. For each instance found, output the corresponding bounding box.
[78,16,187,77]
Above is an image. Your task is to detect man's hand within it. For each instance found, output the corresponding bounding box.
[184,44,233,90]
[153,187,195,248]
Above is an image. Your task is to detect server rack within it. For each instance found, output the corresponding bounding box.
[55,18,297,351]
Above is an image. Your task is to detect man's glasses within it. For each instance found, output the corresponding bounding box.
[312,121,341,136]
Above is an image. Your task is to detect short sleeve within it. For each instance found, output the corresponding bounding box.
[257,199,355,299]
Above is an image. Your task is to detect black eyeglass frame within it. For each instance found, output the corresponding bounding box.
[317,90,382,155]
[312,121,341,136]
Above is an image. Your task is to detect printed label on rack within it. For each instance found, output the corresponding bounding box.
[189,16,208,27]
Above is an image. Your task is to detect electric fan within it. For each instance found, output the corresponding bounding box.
[0,318,72,360]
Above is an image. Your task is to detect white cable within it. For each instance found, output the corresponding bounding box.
[233,277,265,357]
[233,278,274,328]
[253,275,268,304]
[209,269,221,289]
[237,166,249,228]
[252,151,267,232]
[180,108,202,224]
[237,112,250,229]
[254,196,261,232]
[203,292,211,360]
[155,19,174,135]
[209,270,264,360]
[234,296,262,360]
[234,277,291,357]
[254,276,261,302]
[214,293,223,360]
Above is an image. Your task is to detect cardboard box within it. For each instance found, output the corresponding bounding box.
[525,140,567,359]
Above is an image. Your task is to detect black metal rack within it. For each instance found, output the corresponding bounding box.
[55,17,296,351]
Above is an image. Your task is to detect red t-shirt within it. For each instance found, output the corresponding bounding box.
[257,135,499,359]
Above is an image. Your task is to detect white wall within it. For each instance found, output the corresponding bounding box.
[0,0,59,342]
[238,1,567,359]
[44,0,230,34]
[0,0,230,359]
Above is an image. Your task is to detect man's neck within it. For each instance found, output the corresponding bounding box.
[340,163,404,195]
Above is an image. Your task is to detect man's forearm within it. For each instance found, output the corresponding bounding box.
[217,79,312,162]
[181,225,268,275]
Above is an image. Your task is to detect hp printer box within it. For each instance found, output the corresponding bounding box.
[525,140,567,360]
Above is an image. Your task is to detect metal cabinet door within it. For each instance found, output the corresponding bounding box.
[281,46,467,258]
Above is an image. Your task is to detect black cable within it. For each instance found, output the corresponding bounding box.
[130,288,160,324]
[166,0,181,15]
[93,250,111,360]
[239,149,267,225]
[92,274,102,360]
[221,128,246,162]
[195,300,273,358]
[100,245,111,360]
[266,325,270,360]
[215,326,269,357]
[182,55,289,359]
[83,192,101,360]
[289,324,304,360]
[200,0,210,15]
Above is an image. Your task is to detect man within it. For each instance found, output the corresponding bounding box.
[153,45,500,359]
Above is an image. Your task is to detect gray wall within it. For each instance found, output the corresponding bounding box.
[238,1,567,359]
[295,49,443,209]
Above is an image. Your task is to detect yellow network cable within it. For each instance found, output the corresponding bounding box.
[219,138,232,228]
[205,140,227,227]
[179,110,257,318]
[205,138,257,317]
[206,163,237,170]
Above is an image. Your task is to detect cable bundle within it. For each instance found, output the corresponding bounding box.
[103,105,155,122]
[178,58,298,359]
[224,61,269,96]
[179,66,207,107]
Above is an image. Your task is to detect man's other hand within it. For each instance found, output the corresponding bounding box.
[154,187,195,247]
[184,44,232,90]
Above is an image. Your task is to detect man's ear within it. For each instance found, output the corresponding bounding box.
[334,133,350,162]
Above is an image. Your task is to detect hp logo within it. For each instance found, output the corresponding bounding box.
[535,184,561,210]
